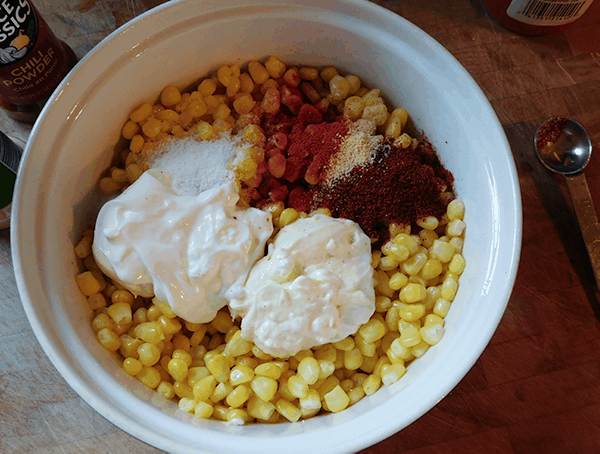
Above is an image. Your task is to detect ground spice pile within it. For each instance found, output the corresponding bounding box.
[290,139,454,242]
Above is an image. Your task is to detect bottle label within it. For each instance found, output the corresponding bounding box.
[0,0,37,66]
[0,0,71,104]
[506,0,594,26]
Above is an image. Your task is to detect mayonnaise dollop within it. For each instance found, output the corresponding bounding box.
[92,169,273,323]
[229,214,375,357]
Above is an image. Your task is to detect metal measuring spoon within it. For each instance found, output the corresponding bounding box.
[535,117,600,287]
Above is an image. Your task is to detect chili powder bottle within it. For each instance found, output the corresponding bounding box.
[0,0,78,123]
[482,0,595,35]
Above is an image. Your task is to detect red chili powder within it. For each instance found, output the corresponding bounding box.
[305,139,454,242]
[536,117,569,149]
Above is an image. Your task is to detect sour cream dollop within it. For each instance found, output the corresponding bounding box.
[92,169,273,323]
[229,214,375,357]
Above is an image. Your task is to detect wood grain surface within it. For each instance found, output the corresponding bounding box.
[1,0,600,452]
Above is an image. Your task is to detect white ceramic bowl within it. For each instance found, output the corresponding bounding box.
[12,0,522,452]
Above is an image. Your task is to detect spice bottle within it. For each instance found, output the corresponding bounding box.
[482,0,595,35]
[0,0,78,123]
[0,131,23,229]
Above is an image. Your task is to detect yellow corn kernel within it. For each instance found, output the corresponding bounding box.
[206,354,230,382]
[358,319,387,343]
[362,374,381,396]
[217,65,233,86]
[137,343,160,366]
[381,363,406,387]
[92,313,115,333]
[128,135,144,154]
[129,102,152,122]
[398,326,421,348]
[420,259,443,281]
[296,357,320,385]
[125,163,143,184]
[273,399,300,422]
[375,295,392,313]
[98,176,121,195]
[314,360,333,380]
[197,121,214,140]
[134,322,164,344]
[210,382,234,403]
[132,308,149,327]
[362,103,388,126]
[329,75,351,102]
[76,271,101,296]
[158,315,182,334]
[74,235,93,259]
[371,250,382,269]
[248,60,270,84]
[387,272,407,291]
[198,78,217,96]
[136,366,161,389]
[411,340,430,358]
[299,389,321,418]
[313,344,336,363]
[223,330,253,357]
[230,365,254,386]
[226,384,250,408]
[278,208,299,228]
[373,356,391,378]
[343,348,364,371]
[324,385,350,413]
[449,254,466,275]
[399,283,427,303]
[111,289,134,306]
[378,255,399,271]
[441,277,459,301]
[122,120,140,140]
[401,252,427,276]
[247,396,276,420]
[87,293,107,311]
[420,323,445,345]
[317,375,341,399]
[288,375,309,399]
[167,358,188,382]
[141,116,161,138]
[393,233,418,255]
[419,229,438,249]
[430,239,455,263]
[159,85,181,107]
[97,328,120,351]
[107,302,132,325]
[389,107,409,129]
[399,303,426,322]
[298,66,318,80]
[265,55,286,79]
[192,400,213,419]
[239,72,255,93]
[385,116,402,138]
[153,381,174,400]
[447,199,465,221]
[389,337,413,361]
[354,333,377,357]
[446,219,466,237]
[319,66,338,83]
[233,93,256,115]
[122,357,142,376]
[251,376,278,402]
[384,306,400,333]
[416,215,439,231]
[450,237,464,254]
[333,337,355,352]
[210,310,233,333]
[191,375,216,401]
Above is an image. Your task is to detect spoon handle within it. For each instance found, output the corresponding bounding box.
[565,173,600,288]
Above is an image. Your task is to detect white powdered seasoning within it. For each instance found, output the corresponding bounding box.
[146,135,248,196]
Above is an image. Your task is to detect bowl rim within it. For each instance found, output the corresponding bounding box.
[11,0,522,452]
